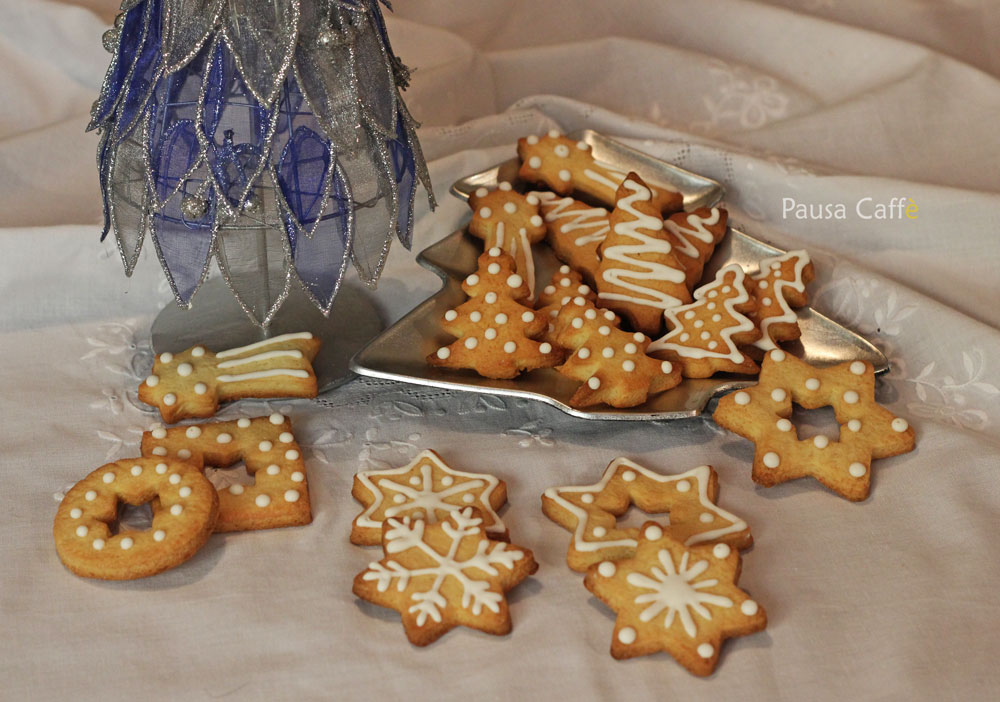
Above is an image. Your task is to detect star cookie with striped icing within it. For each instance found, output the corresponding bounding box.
[468,183,546,296]
[584,523,766,676]
[663,207,729,290]
[427,248,563,379]
[530,191,609,284]
[138,332,321,423]
[351,449,508,545]
[517,131,683,214]
[712,350,916,501]
[353,507,537,646]
[542,458,751,571]
[141,414,311,532]
[746,250,815,350]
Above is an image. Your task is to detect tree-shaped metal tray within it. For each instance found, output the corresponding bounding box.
[350,131,887,420]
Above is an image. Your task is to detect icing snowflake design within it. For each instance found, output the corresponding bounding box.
[355,508,536,644]
[351,450,506,544]
[627,549,733,637]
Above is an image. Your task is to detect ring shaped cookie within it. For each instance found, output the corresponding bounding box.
[141,415,311,532]
[54,458,218,580]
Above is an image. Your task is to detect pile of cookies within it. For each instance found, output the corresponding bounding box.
[53,334,321,580]
[542,458,765,677]
[348,449,537,645]
[426,131,816,409]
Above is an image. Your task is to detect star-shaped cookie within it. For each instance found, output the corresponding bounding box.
[351,449,508,545]
[353,508,537,646]
[542,458,752,571]
[713,349,916,501]
[584,523,766,676]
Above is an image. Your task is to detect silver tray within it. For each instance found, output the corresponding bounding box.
[351,131,888,420]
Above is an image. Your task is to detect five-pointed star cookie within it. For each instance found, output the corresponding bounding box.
[542,458,752,571]
[353,508,538,646]
[713,349,916,501]
[584,523,767,676]
[351,449,508,545]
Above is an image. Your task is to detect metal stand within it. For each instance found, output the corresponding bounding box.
[150,277,384,393]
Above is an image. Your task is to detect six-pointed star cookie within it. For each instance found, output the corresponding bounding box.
[584,523,767,676]
[542,458,752,571]
[351,449,508,545]
[353,508,538,646]
[713,349,916,501]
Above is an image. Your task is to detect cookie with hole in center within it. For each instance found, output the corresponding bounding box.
[712,350,916,501]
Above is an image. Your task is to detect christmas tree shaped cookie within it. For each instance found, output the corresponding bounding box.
[596,173,691,336]
[468,183,546,296]
[551,297,682,408]
[648,264,761,378]
[747,250,815,350]
[427,248,563,379]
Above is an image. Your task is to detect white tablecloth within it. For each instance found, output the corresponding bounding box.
[2,1,999,699]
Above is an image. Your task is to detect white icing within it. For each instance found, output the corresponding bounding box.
[664,208,722,259]
[847,419,862,432]
[255,494,270,508]
[598,561,616,577]
[814,435,829,449]
[70,508,82,519]
[626,549,733,637]
[217,433,232,444]
[151,427,167,439]
[155,463,167,474]
[648,265,756,362]
[805,378,820,390]
[270,413,285,424]
[843,390,860,404]
[521,311,534,323]
[776,418,792,432]
[578,348,591,359]
[622,360,636,372]
[762,452,780,468]
[163,393,176,406]
[892,418,909,432]
[734,391,750,405]
[598,178,686,310]
[279,432,294,443]
[76,525,88,537]
[587,377,601,390]
[259,440,273,452]
[644,525,663,540]
[152,446,167,456]
[120,537,134,550]
[464,337,478,350]
[85,490,97,501]
[194,383,207,395]
[92,539,105,550]
[102,472,115,484]
[159,352,173,363]
[145,375,159,387]
[267,465,281,475]
[741,600,759,616]
[217,369,310,383]
[479,207,492,219]
[503,202,516,215]
[177,362,193,376]
[285,450,299,460]
[617,627,637,645]
[698,643,715,658]
[179,486,192,498]
[215,332,313,358]
[229,484,244,495]
[291,471,304,482]
[849,462,867,477]
[170,504,183,516]
[503,342,516,353]
[542,460,748,554]
[185,426,201,439]
[771,388,787,402]
[130,465,142,476]
[154,530,166,542]
[751,251,811,351]
[169,473,181,485]
[539,343,553,354]
[713,543,731,558]
[177,449,191,460]
[850,361,866,375]
[284,490,300,503]
[216,349,304,369]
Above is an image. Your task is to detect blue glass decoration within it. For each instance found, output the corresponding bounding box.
[91,0,434,326]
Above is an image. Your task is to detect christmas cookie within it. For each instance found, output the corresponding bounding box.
[531,191,609,284]
[747,250,815,350]
[53,458,218,580]
[712,350,916,501]
[584,523,767,676]
[468,183,546,295]
[542,458,751,571]
[351,449,508,545]
[517,131,683,214]
[663,207,729,290]
[648,264,761,377]
[556,316,682,409]
[535,265,596,335]
[138,332,321,423]
[141,414,312,532]
[427,248,563,379]
[353,507,538,646]
[596,174,691,336]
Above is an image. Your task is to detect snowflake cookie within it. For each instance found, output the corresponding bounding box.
[584,523,766,676]
[713,350,916,501]
[351,449,508,545]
[542,458,751,571]
[353,508,537,646]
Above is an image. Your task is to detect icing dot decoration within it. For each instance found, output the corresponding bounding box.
[713,543,731,558]
[762,452,780,468]
[741,600,759,616]
[644,525,663,540]
[598,561,616,577]
[618,627,637,645]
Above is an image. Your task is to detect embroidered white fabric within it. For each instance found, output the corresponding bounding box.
[2,1,999,699]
